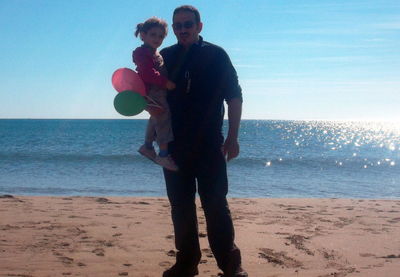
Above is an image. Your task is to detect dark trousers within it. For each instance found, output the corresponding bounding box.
[163,146,242,273]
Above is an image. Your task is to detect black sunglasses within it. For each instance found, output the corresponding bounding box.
[172,21,195,31]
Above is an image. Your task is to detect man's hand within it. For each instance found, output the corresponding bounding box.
[224,97,242,162]
[222,136,240,161]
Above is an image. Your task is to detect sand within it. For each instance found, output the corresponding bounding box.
[0,195,399,277]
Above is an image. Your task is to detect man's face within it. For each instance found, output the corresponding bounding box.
[172,11,202,48]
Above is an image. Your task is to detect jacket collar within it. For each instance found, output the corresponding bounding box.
[177,35,203,51]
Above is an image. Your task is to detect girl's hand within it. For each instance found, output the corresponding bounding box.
[166,80,176,90]
[146,105,165,117]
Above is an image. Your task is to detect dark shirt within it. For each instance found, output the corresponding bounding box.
[160,36,242,151]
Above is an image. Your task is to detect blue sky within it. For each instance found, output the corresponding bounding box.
[0,0,399,121]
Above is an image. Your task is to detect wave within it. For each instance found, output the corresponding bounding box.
[0,152,142,163]
[1,152,397,170]
[231,156,397,170]
[0,185,161,196]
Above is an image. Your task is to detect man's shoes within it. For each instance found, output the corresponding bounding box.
[155,155,179,171]
[233,268,248,277]
[222,267,248,277]
[162,264,199,277]
[138,145,156,162]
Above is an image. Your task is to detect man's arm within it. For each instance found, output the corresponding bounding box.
[222,97,242,161]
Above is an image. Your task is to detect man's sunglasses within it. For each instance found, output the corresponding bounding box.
[172,21,195,31]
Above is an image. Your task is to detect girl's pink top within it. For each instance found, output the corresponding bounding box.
[132,45,168,89]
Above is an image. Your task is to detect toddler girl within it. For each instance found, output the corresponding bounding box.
[133,17,178,171]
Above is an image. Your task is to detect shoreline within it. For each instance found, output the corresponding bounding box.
[1,195,399,276]
[0,192,400,201]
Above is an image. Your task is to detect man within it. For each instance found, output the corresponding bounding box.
[160,5,248,277]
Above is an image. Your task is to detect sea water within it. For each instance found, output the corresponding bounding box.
[0,119,399,198]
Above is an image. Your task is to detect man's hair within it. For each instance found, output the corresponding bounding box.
[134,17,168,38]
[173,5,201,23]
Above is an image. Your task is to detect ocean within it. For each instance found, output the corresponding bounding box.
[0,119,399,198]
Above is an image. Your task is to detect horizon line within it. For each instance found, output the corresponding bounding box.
[1,117,399,123]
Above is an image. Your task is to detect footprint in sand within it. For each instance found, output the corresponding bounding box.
[111,214,125,217]
[379,254,400,259]
[285,234,314,256]
[96,197,115,204]
[387,217,400,223]
[166,250,176,257]
[132,201,150,205]
[59,256,74,265]
[97,240,114,247]
[359,253,375,257]
[92,248,105,256]
[68,215,88,219]
[258,248,302,268]
[159,261,172,267]
[1,224,20,231]
[202,248,214,258]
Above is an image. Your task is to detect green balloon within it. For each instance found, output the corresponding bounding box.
[114,90,147,116]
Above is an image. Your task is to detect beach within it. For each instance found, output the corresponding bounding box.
[1,195,399,276]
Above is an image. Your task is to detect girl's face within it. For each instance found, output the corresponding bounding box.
[141,26,166,50]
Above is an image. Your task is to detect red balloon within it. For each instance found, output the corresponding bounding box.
[111,68,146,96]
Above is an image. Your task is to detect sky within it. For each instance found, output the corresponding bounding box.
[0,0,399,121]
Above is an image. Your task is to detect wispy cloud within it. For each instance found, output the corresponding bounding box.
[254,23,399,37]
[234,64,265,69]
[255,28,369,36]
[269,1,400,15]
[373,22,400,30]
[284,41,378,49]
[240,78,400,95]
[228,40,382,54]
[304,56,381,63]
[363,38,387,42]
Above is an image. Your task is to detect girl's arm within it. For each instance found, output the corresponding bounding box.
[133,47,169,88]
